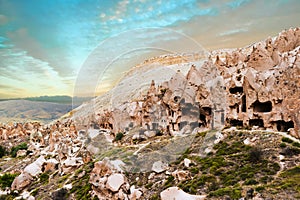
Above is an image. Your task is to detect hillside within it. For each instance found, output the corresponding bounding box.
[0,28,299,200]
[0,100,72,123]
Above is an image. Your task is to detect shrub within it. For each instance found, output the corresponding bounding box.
[248,148,263,163]
[10,143,28,157]
[52,188,68,200]
[244,179,258,185]
[115,132,124,141]
[39,172,49,184]
[0,173,18,189]
[282,137,293,144]
[280,143,287,148]
[0,145,6,158]
[209,187,242,199]
[292,142,300,148]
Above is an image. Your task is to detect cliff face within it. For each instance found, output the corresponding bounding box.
[77,28,299,139]
[213,28,300,138]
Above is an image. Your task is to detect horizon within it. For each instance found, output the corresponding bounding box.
[1,0,300,98]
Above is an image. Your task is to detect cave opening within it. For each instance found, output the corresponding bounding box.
[252,100,272,112]
[229,87,243,94]
[274,120,294,132]
[249,119,264,127]
[229,119,243,127]
[242,95,246,112]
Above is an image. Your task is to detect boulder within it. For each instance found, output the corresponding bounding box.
[106,173,125,192]
[152,161,168,173]
[24,156,46,176]
[160,187,206,200]
[11,172,33,191]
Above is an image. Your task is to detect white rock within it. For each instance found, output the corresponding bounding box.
[106,174,125,192]
[88,129,100,139]
[279,155,285,160]
[110,160,126,172]
[160,187,206,200]
[129,185,142,200]
[47,158,59,164]
[184,158,191,168]
[152,161,168,173]
[16,149,27,157]
[148,172,155,180]
[243,138,251,145]
[64,183,72,190]
[63,157,77,167]
[24,156,46,176]
[28,196,35,200]
[144,131,156,138]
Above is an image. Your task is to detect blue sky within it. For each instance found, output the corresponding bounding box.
[0,0,299,98]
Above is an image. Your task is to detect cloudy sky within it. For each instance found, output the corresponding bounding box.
[0,0,299,98]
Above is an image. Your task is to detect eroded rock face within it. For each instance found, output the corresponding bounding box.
[90,28,300,139]
[212,27,300,137]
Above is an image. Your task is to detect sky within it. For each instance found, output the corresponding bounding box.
[0,0,299,98]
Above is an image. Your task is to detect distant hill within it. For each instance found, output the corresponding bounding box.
[0,100,73,123]
[0,95,92,105]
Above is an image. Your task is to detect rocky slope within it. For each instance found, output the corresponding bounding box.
[71,27,300,139]
[0,28,299,200]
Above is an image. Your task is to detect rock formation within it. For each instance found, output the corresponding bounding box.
[74,28,299,139]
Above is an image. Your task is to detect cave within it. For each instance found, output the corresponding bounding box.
[252,100,272,112]
[249,119,264,127]
[273,120,294,132]
[229,119,243,127]
[241,95,246,112]
[201,107,212,115]
[229,87,243,94]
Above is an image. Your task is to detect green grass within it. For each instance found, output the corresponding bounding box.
[0,173,19,189]
[10,142,28,157]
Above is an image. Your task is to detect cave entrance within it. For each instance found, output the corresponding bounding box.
[242,95,246,112]
[249,119,264,127]
[252,100,272,112]
[228,119,243,127]
[229,87,243,94]
[273,120,294,132]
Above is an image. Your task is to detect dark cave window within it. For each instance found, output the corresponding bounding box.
[274,120,294,132]
[252,100,272,112]
[249,119,264,127]
[242,95,246,112]
[229,87,243,94]
[229,119,243,127]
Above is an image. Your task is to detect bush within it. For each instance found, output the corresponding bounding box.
[244,179,258,185]
[280,143,287,148]
[0,173,18,189]
[10,143,28,157]
[52,188,68,200]
[0,145,6,158]
[209,187,242,199]
[292,142,300,148]
[115,132,124,141]
[248,148,263,163]
[39,172,49,184]
[282,137,293,144]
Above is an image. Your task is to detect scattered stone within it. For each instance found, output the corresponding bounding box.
[11,172,33,191]
[24,156,46,177]
[106,174,125,192]
[183,158,191,168]
[160,187,206,200]
[16,149,27,157]
[152,161,168,173]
